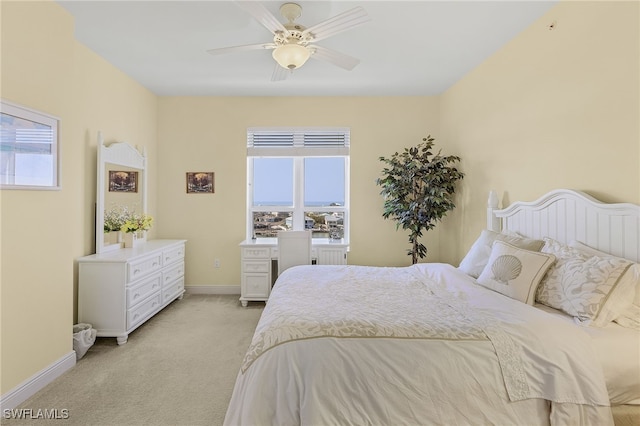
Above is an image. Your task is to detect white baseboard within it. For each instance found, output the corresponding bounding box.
[184,285,240,295]
[0,351,76,411]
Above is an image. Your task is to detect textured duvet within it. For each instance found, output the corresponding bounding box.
[224,263,613,426]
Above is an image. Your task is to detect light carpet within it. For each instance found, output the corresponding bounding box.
[4,294,263,426]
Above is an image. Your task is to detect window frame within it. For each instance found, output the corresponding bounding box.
[246,127,350,243]
[0,100,60,190]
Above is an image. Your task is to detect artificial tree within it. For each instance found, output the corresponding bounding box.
[376,135,464,264]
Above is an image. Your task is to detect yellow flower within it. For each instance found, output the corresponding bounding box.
[120,213,153,233]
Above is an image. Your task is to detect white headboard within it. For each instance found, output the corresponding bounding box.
[487,189,640,263]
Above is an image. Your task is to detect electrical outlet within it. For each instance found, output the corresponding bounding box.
[214,258,221,268]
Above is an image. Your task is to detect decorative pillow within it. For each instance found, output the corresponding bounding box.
[476,241,556,304]
[537,238,633,326]
[614,265,640,330]
[568,240,640,330]
[458,230,545,278]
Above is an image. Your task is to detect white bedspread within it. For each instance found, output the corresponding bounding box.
[225,263,614,426]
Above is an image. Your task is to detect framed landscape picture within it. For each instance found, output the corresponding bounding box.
[186,172,214,194]
[109,171,138,192]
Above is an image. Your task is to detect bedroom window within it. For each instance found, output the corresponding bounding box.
[247,128,349,242]
[0,100,60,190]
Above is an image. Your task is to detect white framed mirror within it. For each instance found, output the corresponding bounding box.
[96,132,147,254]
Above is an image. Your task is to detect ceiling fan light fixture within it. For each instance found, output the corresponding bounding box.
[272,43,311,70]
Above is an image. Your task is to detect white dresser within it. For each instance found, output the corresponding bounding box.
[78,239,186,344]
[239,238,348,307]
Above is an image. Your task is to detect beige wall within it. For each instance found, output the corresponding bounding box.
[439,0,639,264]
[1,0,638,401]
[1,0,157,394]
[1,0,76,396]
[158,0,640,284]
[156,96,442,287]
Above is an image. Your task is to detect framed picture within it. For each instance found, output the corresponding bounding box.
[186,172,214,194]
[109,171,138,192]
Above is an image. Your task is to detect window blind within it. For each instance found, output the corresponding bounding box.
[1,127,54,154]
[247,127,350,156]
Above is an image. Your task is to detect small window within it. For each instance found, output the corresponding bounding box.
[0,100,60,190]
[247,127,349,242]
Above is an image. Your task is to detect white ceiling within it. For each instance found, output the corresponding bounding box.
[57,1,557,97]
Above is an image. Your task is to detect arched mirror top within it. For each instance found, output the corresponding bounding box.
[101,140,145,170]
[96,132,147,254]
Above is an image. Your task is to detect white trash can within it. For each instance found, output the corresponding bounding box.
[73,323,97,360]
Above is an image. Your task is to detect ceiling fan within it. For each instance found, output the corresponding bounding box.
[206,1,371,81]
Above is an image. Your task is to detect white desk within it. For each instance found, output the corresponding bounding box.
[239,238,348,307]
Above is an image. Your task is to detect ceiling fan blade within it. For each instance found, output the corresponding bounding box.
[207,43,276,56]
[310,45,360,71]
[236,1,287,35]
[302,6,371,42]
[271,64,290,82]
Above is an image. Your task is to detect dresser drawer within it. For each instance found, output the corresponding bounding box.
[127,273,162,307]
[127,253,162,283]
[163,277,185,304]
[163,244,185,266]
[163,262,184,288]
[243,260,269,273]
[242,247,271,259]
[127,293,162,330]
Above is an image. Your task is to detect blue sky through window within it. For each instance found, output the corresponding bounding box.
[304,157,344,206]
[252,157,345,206]
[253,158,293,206]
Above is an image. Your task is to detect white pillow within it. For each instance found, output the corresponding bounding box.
[537,238,633,327]
[477,241,556,304]
[459,229,545,278]
[568,240,639,330]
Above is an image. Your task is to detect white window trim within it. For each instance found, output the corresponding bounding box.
[0,100,60,190]
[247,127,350,242]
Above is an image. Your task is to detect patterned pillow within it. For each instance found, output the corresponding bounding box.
[459,230,545,278]
[537,238,633,326]
[568,240,640,330]
[477,241,556,304]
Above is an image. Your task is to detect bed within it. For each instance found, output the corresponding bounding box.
[224,189,640,426]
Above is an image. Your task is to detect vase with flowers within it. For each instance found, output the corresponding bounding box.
[103,206,131,245]
[121,213,153,248]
